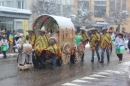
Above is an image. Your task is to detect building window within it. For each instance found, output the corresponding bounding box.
[6,1,14,7]
[94,1,106,5]
[18,0,24,9]
[116,0,121,10]
[122,0,126,10]
[94,1,106,17]
[78,1,89,10]
[0,1,4,6]
[109,0,115,11]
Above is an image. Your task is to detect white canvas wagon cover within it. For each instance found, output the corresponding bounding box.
[32,14,75,30]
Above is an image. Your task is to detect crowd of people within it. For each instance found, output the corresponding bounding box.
[0,26,130,70]
[79,27,128,63]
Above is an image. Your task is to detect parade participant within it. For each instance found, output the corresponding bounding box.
[75,36,86,63]
[115,32,127,63]
[100,28,112,63]
[89,28,101,62]
[108,30,115,53]
[16,43,33,67]
[78,27,89,61]
[0,35,9,58]
[27,28,36,47]
[17,33,26,44]
[46,39,62,69]
[34,26,49,68]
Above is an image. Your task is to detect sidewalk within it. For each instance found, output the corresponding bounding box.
[0,53,18,58]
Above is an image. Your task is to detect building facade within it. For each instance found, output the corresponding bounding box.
[73,0,130,32]
[0,0,32,31]
[0,0,74,31]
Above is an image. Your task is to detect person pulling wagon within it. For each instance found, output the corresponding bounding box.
[78,27,89,61]
[46,39,62,69]
[34,26,49,68]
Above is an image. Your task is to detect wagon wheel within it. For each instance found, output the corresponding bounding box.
[62,42,71,64]
[75,43,84,62]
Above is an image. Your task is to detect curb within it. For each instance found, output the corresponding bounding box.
[0,53,18,58]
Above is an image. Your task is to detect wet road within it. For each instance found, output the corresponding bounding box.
[0,47,130,86]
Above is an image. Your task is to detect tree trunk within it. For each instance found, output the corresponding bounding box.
[118,24,120,32]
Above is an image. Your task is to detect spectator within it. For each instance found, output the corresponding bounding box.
[0,35,9,58]
[6,27,11,41]
[9,32,14,53]
[128,38,130,50]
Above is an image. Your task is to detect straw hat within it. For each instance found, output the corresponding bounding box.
[80,26,86,31]
[107,30,113,33]
[19,33,24,37]
[26,28,34,32]
[39,26,46,32]
[80,28,86,31]
[14,33,21,37]
[117,32,124,35]
[89,28,97,31]
[101,27,108,31]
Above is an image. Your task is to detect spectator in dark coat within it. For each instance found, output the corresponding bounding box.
[6,28,11,41]
[128,38,130,50]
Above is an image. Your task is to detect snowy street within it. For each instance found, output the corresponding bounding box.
[0,46,130,86]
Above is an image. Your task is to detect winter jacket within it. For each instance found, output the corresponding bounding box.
[128,39,130,49]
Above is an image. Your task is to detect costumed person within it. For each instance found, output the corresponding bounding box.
[89,28,101,62]
[17,33,26,44]
[78,27,89,61]
[100,28,112,63]
[46,39,62,69]
[115,32,127,63]
[128,38,130,53]
[0,35,9,58]
[34,26,49,68]
[14,33,21,53]
[108,30,115,53]
[74,36,83,63]
[14,33,33,67]
[27,28,36,47]
[15,43,33,66]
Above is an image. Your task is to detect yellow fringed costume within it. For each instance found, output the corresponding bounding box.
[100,33,112,50]
[78,32,89,41]
[34,35,49,56]
[28,33,36,47]
[47,44,62,59]
[89,33,101,50]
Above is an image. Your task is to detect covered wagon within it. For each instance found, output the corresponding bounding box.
[32,14,83,65]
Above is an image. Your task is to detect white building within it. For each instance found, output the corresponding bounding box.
[0,0,32,32]
[0,0,74,32]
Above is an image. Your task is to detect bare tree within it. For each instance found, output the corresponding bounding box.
[31,0,61,18]
[104,4,129,32]
[70,1,94,28]
[31,0,94,28]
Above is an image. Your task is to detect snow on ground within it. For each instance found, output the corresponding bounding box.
[106,61,130,78]
[85,42,90,48]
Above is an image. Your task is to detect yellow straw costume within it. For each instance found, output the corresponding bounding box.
[28,33,36,47]
[34,26,49,56]
[47,44,62,59]
[100,33,112,50]
[90,33,101,50]
[34,35,49,56]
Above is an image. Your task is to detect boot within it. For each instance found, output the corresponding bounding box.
[81,53,84,62]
